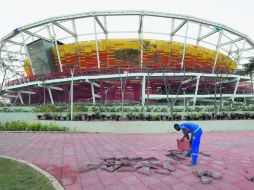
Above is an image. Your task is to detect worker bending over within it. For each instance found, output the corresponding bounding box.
[174,122,203,166]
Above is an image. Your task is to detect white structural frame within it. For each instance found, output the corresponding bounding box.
[1,10,254,105]
[1,11,254,70]
[2,72,252,105]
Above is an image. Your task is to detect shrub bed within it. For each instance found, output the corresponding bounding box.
[0,121,68,131]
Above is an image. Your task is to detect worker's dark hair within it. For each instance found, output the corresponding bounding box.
[174,123,180,131]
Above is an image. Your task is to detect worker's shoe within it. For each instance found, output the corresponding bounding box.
[188,162,196,166]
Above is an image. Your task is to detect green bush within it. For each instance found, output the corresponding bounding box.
[152,107,160,112]
[123,107,131,112]
[146,107,153,112]
[132,107,140,112]
[33,104,67,112]
[73,104,89,112]
[160,107,167,112]
[91,106,99,112]
[110,107,119,112]
[0,107,27,112]
[98,107,106,112]
[0,121,68,131]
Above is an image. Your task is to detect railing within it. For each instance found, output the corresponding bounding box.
[4,67,234,87]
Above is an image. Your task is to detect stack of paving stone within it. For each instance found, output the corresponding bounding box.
[79,156,178,176]
[192,168,223,184]
[245,170,254,183]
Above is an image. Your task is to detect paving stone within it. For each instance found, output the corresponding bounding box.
[143,157,158,161]
[85,183,105,190]
[134,162,143,170]
[117,166,137,172]
[171,182,193,190]
[126,182,149,190]
[1,131,254,190]
[211,171,222,180]
[142,161,159,169]
[192,183,218,190]
[101,156,116,161]
[192,169,209,177]
[201,176,213,184]
[106,166,115,172]
[154,168,171,175]
[65,183,82,190]
[128,157,143,162]
[149,160,163,167]
[179,174,200,185]
[148,182,173,190]
[166,153,185,162]
[61,177,76,186]
[162,160,176,172]
[100,176,119,186]
[99,165,108,170]
[235,180,254,190]
[245,173,254,182]
[215,181,241,190]
[78,164,98,173]
[137,166,152,176]
[117,156,129,160]
[104,183,128,190]
[120,175,140,186]
[120,159,133,166]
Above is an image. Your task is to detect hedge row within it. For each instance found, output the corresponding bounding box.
[0,121,68,131]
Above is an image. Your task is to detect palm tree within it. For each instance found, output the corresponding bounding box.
[243,58,254,94]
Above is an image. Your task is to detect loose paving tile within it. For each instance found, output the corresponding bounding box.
[0,131,254,190]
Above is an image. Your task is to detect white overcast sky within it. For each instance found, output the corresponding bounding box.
[0,0,254,39]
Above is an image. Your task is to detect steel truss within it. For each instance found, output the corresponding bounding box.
[1,72,253,105]
[1,11,254,105]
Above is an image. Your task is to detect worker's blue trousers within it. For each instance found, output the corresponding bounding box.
[188,128,203,164]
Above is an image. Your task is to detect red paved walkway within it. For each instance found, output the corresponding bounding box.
[0,131,254,190]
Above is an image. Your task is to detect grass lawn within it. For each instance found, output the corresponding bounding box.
[0,157,55,190]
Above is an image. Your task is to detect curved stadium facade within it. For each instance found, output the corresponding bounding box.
[0,11,253,106]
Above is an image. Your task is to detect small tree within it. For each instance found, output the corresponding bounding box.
[0,55,20,105]
[243,58,254,94]
[114,48,140,116]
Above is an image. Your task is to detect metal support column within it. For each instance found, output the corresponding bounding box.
[193,75,200,106]
[18,92,24,105]
[70,69,74,120]
[141,76,146,107]
[237,41,246,68]
[232,77,240,102]
[196,24,202,46]
[47,87,54,105]
[181,21,189,70]
[212,30,223,74]
[93,16,101,69]
[21,33,35,75]
[139,14,144,68]
[170,19,175,41]
[28,93,31,104]
[103,16,108,39]
[71,19,78,42]
[182,88,186,112]
[50,24,63,72]
[91,84,95,105]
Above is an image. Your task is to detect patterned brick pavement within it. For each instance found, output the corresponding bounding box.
[0,131,254,190]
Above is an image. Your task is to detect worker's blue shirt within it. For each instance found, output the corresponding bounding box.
[179,122,200,133]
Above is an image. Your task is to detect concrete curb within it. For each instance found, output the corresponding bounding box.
[0,155,64,190]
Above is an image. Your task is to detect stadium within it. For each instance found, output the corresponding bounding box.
[0,10,253,106]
